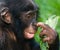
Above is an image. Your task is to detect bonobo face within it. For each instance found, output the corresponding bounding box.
[5,0,38,39]
[14,0,37,39]
[19,0,38,39]
[20,10,37,39]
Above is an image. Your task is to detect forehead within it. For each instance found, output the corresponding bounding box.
[6,0,33,5]
[6,0,37,11]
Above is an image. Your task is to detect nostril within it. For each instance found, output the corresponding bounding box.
[32,22,37,26]
[32,22,38,30]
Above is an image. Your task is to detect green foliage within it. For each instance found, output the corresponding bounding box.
[34,0,60,50]
[45,15,59,29]
[35,27,49,50]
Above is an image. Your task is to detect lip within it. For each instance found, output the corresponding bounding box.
[28,32,35,34]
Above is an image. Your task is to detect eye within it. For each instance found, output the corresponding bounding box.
[26,12,36,19]
[26,14,31,19]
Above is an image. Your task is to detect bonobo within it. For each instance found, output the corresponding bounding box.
[0,0,59,50]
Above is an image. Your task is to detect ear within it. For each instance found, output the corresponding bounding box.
[1,10,12,24]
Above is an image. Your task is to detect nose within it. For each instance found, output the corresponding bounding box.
[32,22,38,30]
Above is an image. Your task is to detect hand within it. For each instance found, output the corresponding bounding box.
[36,22,57,44]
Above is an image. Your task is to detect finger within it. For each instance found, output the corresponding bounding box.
[36,22,57,37]
[36,22,52,31]
[40,29,47,37]
[43,37,51,43]
[40,29,51,37]
[43,37,54,44]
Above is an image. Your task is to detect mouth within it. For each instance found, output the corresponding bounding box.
[24,31,35,39]
[24,24,37,39]
[28,32,35,34]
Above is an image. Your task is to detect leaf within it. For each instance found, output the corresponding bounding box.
[35,27,49,50]
[45,15,59,29]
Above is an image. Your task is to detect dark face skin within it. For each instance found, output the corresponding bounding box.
[20,10,37,39]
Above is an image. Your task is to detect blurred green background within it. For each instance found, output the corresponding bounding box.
[34,0,60,50]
